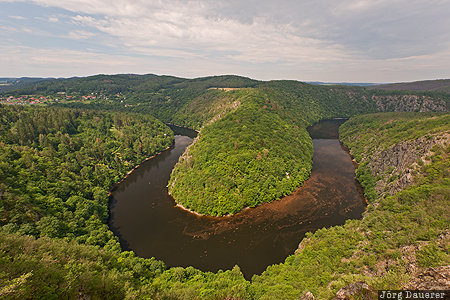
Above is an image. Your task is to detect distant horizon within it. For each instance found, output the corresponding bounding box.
[2,1,449,82]
[0,73,389,85]
[1,73,450,86]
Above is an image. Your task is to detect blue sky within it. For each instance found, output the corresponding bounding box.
[1,0,450,82]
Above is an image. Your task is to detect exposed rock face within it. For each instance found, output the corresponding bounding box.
[333,282,377,300]
[403,266,450,290]
[205,100,241,126]
[367,133,449,197]
[299,291,316,300]
[334,119,449,296]
[372,95,448,112]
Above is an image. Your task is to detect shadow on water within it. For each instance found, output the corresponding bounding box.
[109,119,366,279]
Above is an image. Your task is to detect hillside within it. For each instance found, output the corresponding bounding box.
[167,80,448,216]
[168,88,314,215]
[1,112,448,299]
[0,106,173,247]
[0,78,53,93]
[251,112,449,298]
[369,79,450,94]
[2,75,449,216]
[1,74,258,99]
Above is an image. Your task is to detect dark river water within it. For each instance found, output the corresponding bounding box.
[108,120,365,279]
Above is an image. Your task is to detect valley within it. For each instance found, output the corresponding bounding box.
[109,120,365,279]
[0,75,448,299]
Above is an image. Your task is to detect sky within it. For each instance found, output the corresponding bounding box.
[1,0,450,83]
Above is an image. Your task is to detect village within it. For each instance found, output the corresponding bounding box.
[0,95,49,105]
[0,92,125,105]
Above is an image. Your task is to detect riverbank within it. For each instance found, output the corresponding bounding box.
[108,120,366,279]
[169,119,357,218]
[107,145,172,196]
[166,123,200,133]
[173,202,212,217]
[253,112,450,299]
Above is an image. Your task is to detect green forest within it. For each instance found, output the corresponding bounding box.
[168,89,313,215]
[0,75,449,298]
[167,80,448,216]
[1,110,448,299]
[0,106,173,248]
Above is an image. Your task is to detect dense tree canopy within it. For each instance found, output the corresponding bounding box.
[169,90,313,215]
[0,75,449,298]
[0,106,173,247]
[1,112,448,299]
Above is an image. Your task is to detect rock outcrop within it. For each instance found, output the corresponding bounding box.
[371,95,448,112]
[367,133,449,197]
[403,266,450,290]
[333,282,377,300]
[299,291,316,300]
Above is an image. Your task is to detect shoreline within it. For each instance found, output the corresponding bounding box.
[114,119,364,219]
[170,196,233,218]
[166,123,200,133]
[170,137,366,219]
[107,145,172,196]
[173,202,209,217]
[167,190,217,217]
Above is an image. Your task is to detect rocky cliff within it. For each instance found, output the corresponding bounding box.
[367,132,449,197]
[319,113,450,299]
[371,94,448,113]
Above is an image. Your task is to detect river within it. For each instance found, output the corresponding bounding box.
[108,119,365,279]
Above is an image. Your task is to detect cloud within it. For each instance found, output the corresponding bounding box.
[47,16,58,22]
[1,0,449,81]
[9,15,26,19]
[23,0,449,60]
[1,24,33,34]
[67,29,95,40]
[0,45,148,76]
[64,3,348,64]
[71,14,102,26]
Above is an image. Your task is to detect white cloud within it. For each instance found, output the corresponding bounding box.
[64,4,349,65]
[25,0,449,59]
[67,29,95,40]
[9,15,26,20]
[1,24,34,34]
[48,16,59,22]
[71,15,103,26]
[1,0,449,81]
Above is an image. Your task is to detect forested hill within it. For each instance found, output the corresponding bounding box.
[0,106,173,246]
[1,74,258,96]
[1,112,448,299]
[0,77,53,93]
[3,74,448,132]
[2,74,449,216]
[368,79,450,94]
[3,75,448,126]
[1,74,449,298]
